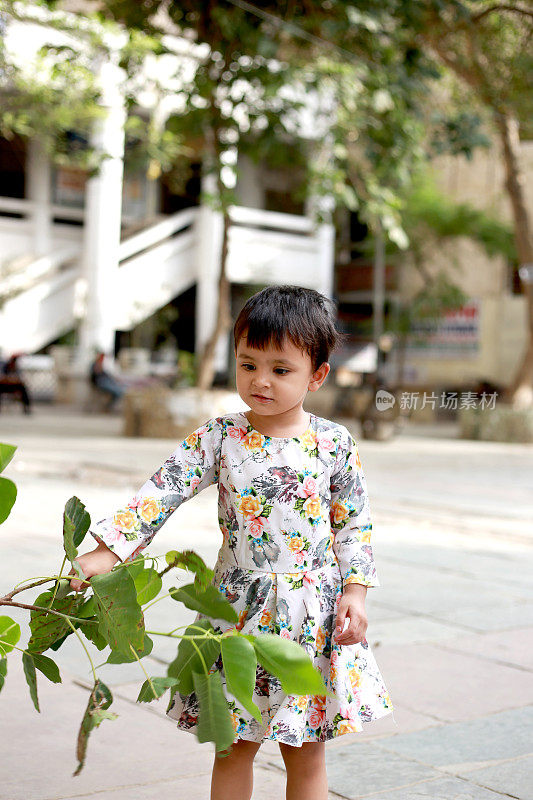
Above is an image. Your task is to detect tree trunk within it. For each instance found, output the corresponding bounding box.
[195,209,232,391]
[493,113,533,407]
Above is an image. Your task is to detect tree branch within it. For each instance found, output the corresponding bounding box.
[471,4,533,23]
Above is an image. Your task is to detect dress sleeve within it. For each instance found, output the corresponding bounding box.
[329,428,380,589]
[89,417,223,564]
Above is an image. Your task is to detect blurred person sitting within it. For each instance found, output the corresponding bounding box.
[0,353,32,414]
[89,352,126,411]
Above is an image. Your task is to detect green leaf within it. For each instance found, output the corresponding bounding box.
[49,630,74,651]
[27,590,85,654]
[0,657,7,691]
[74,679,114,776]
[106,632,153,663]
[52,577,75,601]
[0,476,17,525]
[72,597,107,650]
[137,676,179,703]
[91,708,118,726]
[22,651,40,712]
[167,619,220,695]
[169,583,238,623]
[125,558,146,579]
[252,634,330,696]
[0,443,16,473]
[63,496,91,562]
[90,568,145,656]
[0,616,21,656]
[21,650,61,713]
[165,549,214,588]
[221,635,262,723]
[132,566,162,605]
[193,670,235,752]
[28,650,62,683]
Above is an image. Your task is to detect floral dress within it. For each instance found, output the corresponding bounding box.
[90,410,394,746]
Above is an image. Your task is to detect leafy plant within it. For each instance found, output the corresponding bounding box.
[0,443,330,775]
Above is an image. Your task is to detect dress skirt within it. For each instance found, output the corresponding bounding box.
[166,553,395,746]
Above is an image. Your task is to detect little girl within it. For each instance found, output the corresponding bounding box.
[69,285,395,800]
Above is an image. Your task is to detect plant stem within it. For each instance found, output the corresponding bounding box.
[2,576,60,600]
[63,615,98,683]
[190,639,208,675]
[0,599,97,625]
[48,555,68,608]
[128,643,157,698]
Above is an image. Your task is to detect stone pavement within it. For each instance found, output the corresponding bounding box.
[1,406,532,799]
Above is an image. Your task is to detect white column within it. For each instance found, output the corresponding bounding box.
[306,187,335,299]
[77,43,126,366]
[317,221,335,298]
[27,139,52,257]
[195,171,228,373]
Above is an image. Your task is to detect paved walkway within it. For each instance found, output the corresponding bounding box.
[1,406,532,799]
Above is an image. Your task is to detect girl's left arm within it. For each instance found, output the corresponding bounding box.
[88,417,223,564]
[329,429,380,591]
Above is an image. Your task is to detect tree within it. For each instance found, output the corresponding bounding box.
[406,0,533,406]
[75,0,465,389]
[3,1,519,395]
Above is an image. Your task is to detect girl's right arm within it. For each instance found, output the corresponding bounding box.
[69,417,223,590]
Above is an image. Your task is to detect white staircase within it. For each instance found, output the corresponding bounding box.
[0,203,332,355]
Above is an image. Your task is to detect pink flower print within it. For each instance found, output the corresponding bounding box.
[348,451,359,470]
[294,551,305,566]
[280,627,291,639]
[190,476,201,492]
[308,707,325,730]
[330,650,339,666]
[299,475,318,497]
[317,434,334,452]
[249,517,266,539]
[228,425,247,441]
[303,572,317,587]
[340,704,358,722]
[109,526,126,542]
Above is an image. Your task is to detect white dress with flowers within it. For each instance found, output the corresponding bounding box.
[90,410,394,746]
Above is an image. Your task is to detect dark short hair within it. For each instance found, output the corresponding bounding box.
[233,285,343,371]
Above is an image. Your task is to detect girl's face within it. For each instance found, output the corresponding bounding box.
[235,335,330,419]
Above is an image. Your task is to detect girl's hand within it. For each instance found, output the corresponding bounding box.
[334,583,368,646]
[68,541,121,591]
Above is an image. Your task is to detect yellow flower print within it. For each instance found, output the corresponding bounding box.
[138,497,161,524]
[230,711,240,731]
[185,432,198,448]
[259,610,272,626]
[236,609,247,631]
[316,627,326,653]
[238,494,263,519]
[296,695,310,710]
[331,501,349,525]
[300,429,317,448]
[348,667,361,689]
[337,720,359,735]
[243,430,265,450]
[113,509,138,532]
[311,695,326,711]
[303,495,322,520]
[330,666,337,683]
[287,535,305,553]
[361,527,372,543]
